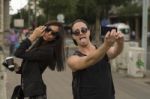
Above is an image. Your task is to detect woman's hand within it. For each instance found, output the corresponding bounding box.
[29,26,46,43]
[32,26,46,38]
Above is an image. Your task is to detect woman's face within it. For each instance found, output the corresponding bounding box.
[43,25,59,41]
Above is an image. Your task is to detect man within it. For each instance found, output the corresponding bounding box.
[67,19,124,99]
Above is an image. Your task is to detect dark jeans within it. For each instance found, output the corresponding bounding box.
[113,95,115,99]
[9,43,15,55]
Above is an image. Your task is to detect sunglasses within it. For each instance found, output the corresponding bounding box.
[72,27,88,36]
[44,27,59,37]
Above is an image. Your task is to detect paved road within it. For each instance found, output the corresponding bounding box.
[114,72,150,99]
[6,66,73,99]
[6,65,150,99]
[4,46,150,99]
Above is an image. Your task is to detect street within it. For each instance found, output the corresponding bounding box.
[5,66,150,99]
[1,0,150,99]
[4,42,150,99]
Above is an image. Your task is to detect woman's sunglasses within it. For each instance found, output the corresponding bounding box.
[44,27,59,37]
[72,27,88,36]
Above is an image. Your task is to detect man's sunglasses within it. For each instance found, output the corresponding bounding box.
[44,27,59,37]
[72,27,88,36]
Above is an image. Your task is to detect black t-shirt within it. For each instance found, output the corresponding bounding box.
[72,50,115,99]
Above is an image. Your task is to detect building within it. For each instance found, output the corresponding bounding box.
[0,0,10,45]
[0,0,10,98]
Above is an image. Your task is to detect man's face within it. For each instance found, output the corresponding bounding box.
[72,22,90,46]
[43,25,59,41]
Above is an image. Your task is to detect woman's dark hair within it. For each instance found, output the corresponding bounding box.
[71,19,92,46]
[31,20,65,71]
[46,21,65,71]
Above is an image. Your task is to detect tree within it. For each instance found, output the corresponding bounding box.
[38,0,77,23]
[117,3,142,16]
[75,0,131,45]
[11,9,29,28]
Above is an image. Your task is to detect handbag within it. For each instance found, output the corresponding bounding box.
[11,85,24,99]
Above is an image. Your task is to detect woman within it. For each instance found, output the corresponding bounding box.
[14,21,65,99]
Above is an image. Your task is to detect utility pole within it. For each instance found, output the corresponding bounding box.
[34,0,37,26]
[142,0,149,70]
[28,0,31,28]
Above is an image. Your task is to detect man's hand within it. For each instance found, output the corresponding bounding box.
[106,31,124,59]
[115,32,124,44]
[104,29,116,47]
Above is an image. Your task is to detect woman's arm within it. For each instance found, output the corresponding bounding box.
[14,40,54,62]
[14,26,54,62]
[14,38,32,58]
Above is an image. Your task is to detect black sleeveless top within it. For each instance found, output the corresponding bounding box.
[72,50,115,99]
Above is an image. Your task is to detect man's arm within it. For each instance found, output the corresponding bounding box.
[107,32,124,59]
[67,31,116,72]
[67,43,110,72]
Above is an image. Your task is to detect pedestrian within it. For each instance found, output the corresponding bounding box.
[67,19,124,99]
[131,30,136,40]
[7,29,19,55]
[14,21,65,99]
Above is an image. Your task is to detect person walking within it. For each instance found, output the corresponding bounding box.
[7,29,19,55]
[67,19,124,99]
[14,21,65,99]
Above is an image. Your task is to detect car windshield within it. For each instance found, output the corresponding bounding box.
[120,29,130,34]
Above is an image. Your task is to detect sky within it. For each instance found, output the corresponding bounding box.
[9,0,28,15]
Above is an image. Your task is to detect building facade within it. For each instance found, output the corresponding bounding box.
[0,0,10,98]
[0,0,4,33]
[0,0,10,44]
[0,0,10,32]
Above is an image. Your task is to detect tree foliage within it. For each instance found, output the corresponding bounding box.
[75,0,131,24]
[11,0,143,29]
[117,3,142,16]
[10,9,30,28]
[38,0,76,22]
